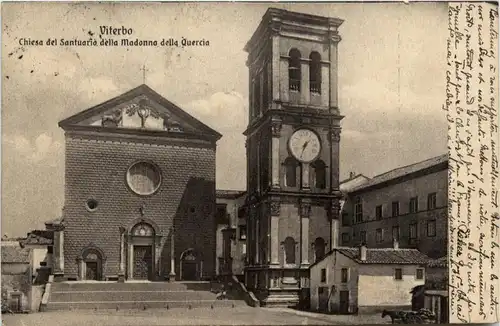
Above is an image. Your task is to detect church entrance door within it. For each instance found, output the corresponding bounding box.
[180,249,202,281]
[85,261,99,280]
[133,245,153,280]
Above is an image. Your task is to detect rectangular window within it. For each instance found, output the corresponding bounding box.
[427,193,437,210]
[392,201,399,217]
[355,197,363,223]
[376,205,383,220]
[427,220,436,237]
[409,197,419,214]
[47,246,53,254]
[239,226,247,240]
[360,231,367,244]
[392,226,400,241]
[395,268,403,280]
[409,223,418,239]
[342,213,350,226]
[376,228,383,243]
[416,268,424,280]
[341,232,350,245]
[320,268,327,283]
[341,268,349,283]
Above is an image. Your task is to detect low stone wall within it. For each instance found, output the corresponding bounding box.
[358,305,412,314]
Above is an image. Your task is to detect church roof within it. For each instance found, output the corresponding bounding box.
[58,84,222,142]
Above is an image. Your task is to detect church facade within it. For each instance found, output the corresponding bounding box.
[243,9,344,306]
[54,85,222,282]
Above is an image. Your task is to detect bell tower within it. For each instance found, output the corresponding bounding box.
[243,8,344,306]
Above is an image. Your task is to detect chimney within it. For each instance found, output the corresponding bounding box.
[349,172,356,179]
[393,238,399,250]
[359,243,367,261]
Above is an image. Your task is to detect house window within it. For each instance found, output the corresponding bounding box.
[392,201,399,217]
[284,157,299,187]
[284,237,296,264]
[427,193,437,210]
[375,205,383,220]
[309,52,322,94]
[47,246,53,254]
[312,160,326,189]
[320,268,327,282]
[239,225,247,240]
[342,213,350,226]
[409,223,418,239]
[341,232,350,245]
[376,228,383,243]
[288,49,301,92]
[360,231,367,244]
[341,268,349,283]
[392,226,400,241]
[409,197,419,214]
[314,237,326,262]
[427,220,436,237]
[395,268,403,280]
[354,197,363,223]
[416,268,424,280]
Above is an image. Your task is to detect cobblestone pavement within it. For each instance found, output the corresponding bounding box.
[1,307,388,326]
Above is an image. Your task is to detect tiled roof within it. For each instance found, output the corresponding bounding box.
[348,154,448,193]
[216,189,246,199]
[336,247,430,265]
[427,256,447,268]
[1,246,31,264]
[20,230,53,247]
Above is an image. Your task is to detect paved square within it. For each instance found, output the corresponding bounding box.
[1,307,387,326]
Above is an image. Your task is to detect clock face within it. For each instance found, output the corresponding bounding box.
[289,129,322,163]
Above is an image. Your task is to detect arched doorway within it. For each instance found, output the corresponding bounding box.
[79,247,105,281]
[180,249,202,281]
[128,222,155,280]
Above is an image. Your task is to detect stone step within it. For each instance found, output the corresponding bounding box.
[44,299,242,311]
[51,281,214,292]
[50,290,219,302]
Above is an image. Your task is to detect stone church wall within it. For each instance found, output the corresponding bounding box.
[62,135,216,279]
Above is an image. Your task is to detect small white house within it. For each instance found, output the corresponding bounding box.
[309,241,428,314]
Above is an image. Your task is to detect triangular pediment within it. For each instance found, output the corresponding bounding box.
[58,84,221,140]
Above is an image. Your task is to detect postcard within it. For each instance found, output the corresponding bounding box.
[1,2,498,325]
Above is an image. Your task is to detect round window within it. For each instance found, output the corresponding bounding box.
[126,162,162,196]
[86,199,98,212]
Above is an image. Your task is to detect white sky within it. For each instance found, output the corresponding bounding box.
[1,2,448,237]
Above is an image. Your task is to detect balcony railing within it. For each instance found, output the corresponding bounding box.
[310,80,321,94]
[289,79,300,92]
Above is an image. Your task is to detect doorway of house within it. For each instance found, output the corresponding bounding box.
[318,286,329,312]
[85,261,99,280]
[339,290,350,314]
[133,245,153,280]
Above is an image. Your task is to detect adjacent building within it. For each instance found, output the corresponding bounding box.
[215,190,247,277]
[55,84,222,282]
[309,242,428,314]
[339,154,448,259]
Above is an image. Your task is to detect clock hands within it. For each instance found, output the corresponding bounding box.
[300,140,309,159]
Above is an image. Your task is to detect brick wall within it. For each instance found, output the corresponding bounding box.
[63,134,216,279]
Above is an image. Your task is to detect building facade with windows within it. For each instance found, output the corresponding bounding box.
[309,242,428,314]
[339,154,448,259]
[243,8,344,306]
[215,190,247,277]
[54,84,222,282]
